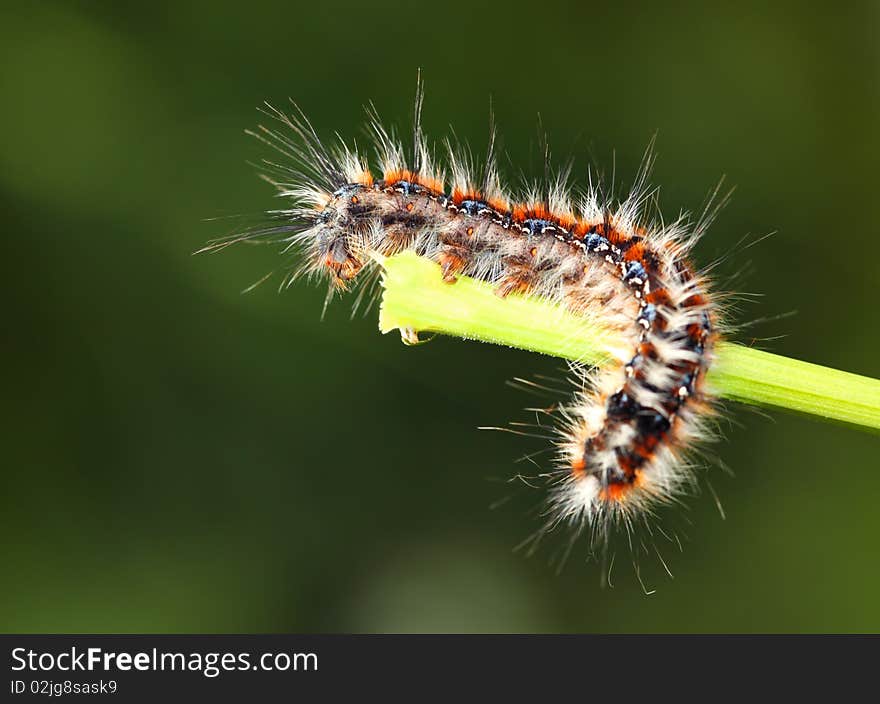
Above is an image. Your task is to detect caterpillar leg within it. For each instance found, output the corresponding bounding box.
[437,245,469,283]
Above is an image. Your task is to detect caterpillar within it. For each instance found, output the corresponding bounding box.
[219,82,724,551]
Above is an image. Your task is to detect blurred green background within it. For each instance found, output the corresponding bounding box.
[2,1,879,633]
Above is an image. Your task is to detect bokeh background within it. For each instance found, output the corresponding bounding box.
[2,1,879,633]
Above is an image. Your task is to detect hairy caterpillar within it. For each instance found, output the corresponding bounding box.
[217,81,725,552]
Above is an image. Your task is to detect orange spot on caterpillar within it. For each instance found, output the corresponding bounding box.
[634,433,662,458]
[599,482,631,502]
[529,203,551,220]
[487,197,510,212]
[451,188,482,205]
[646,288,672,306]
[383,169,443,194]
[687,323,704,340]
[406,202,414,212]
[466,227,474,236]
[350,195,359,204]
[418,175,445,193]
[604,224,626,245]
[682,293,706,308]
[529,246,538,257]
[624,242,646,261]
[571,221,590,238]
[383,168,412,184]
[556,213,577,230]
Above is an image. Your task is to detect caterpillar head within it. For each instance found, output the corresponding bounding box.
[311,183,375,284]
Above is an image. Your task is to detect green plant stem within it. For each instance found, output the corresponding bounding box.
[377,251,880,432]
